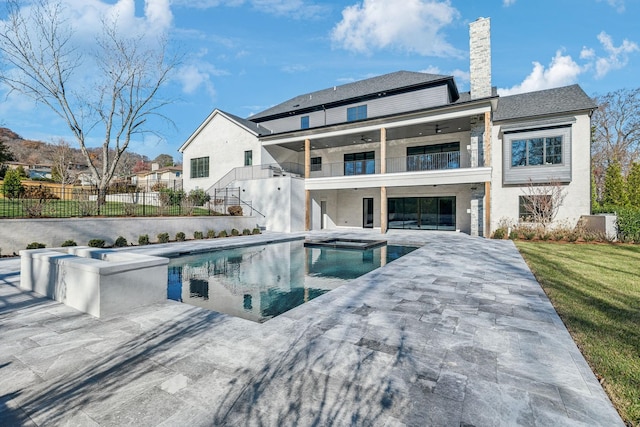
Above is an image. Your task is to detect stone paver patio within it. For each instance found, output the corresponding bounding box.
[0,230,624,426]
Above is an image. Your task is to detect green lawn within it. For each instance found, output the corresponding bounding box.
[516,242,640,426]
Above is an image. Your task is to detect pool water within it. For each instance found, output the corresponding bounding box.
[167,239,417,323]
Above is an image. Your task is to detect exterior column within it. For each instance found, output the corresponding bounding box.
[380,127,387,234]
[305,139,311,231]
[381,186,387,234]
[484,112,491,236]
[380,127,387,174]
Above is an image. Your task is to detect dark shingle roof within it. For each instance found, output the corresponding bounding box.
[248,71,454,121]
[223,111,272,136]
[494,85,595,121]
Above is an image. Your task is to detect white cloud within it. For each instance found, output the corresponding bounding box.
[170,0,325,18]
[331,0,461,57]
[60,0,173,39]
[281,64,309,73]
[593,31,639,78]
[598,0,625,13]
[419,66,469,83]
[499,50,583,96]
[503,0,516,6]
[174,59,229,97]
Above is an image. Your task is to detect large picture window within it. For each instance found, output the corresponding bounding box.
[502,124,572,185]
[511,136,563,167]
[347,105,367,122]
[344,151,375,175]
[388,197,456,230]
[190,157,209,178]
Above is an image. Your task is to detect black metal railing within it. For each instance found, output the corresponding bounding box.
[0,183,219,218]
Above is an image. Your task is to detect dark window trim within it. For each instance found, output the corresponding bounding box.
[190,156,209,179]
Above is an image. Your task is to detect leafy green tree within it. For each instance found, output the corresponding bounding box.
[2,168,24,198]
[627,162,640,208]
[153,154,174,168]
[602,161,628,207]
[15,165,27,178]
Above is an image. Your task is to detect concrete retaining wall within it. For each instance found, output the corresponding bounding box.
[0,216,258,255]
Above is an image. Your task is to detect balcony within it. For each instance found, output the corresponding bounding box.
[310,150,480,178]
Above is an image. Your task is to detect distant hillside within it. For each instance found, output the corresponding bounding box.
[0,127,150,176]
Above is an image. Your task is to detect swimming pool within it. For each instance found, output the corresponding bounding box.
[167,239,418,323]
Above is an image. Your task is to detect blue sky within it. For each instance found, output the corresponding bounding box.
[1,0,639,162]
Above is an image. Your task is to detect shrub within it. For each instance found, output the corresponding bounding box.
[206,229,216,239]
[26,242,46,249]
[151,182,167,191]
[567,232,579,243]
[88,239,105,248]
[122,203,137,216]
[217,230,227,238]
[492,228,506,239]
[61,240,77,247]
[158,188,185,207]
[231,228,240,236]
[541,233,552,241]
[114,236,128,247]
[508,230,519,240]
[157,232,170,243]
[241,228,251,236]
[227,205,243,216]
[2,169,24,199]
[188,189,211,207]
[175,232,186,242]
[252,228,261,235]
[523,230,536,240]
[194,231,204,239]
[138,234,150,245]
[616,207,640,243]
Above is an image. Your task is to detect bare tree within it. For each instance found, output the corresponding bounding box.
[51,138,74,198]
[0,0,177,204]
[592,88,640,198]
[520,179,567,227]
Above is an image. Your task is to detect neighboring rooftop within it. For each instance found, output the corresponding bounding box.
[248,71,456,121]
[494,84,596,121]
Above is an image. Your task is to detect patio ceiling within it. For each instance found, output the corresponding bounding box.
[262,114,479,152]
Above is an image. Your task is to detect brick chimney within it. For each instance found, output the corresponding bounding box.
[469,17,492,100]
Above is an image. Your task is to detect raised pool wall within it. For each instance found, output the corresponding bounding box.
[20,247,169,317]
[1,216,258,254]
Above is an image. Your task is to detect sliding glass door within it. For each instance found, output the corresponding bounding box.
[387,196,456,230]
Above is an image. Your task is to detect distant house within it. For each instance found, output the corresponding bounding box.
[132,163,183,191]
[179,17,595,235]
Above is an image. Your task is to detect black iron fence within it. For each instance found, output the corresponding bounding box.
[0,183,221,218]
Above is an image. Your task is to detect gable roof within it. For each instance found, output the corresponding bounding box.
[494,85,596,122]
[179,108,265,152]
[223,111,271,136]
[248,71,457,121]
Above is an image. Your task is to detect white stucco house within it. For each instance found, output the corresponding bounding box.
[179,18,596,236]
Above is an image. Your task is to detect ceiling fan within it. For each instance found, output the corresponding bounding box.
[424,123,449,134]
